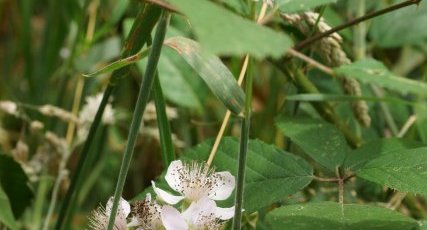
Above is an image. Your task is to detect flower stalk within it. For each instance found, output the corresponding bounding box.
[106,10,170,230]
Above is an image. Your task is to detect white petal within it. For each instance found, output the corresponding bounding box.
[165,160,184,193]
[127,216,141,227]
[152,181,184,205]
[182,197,216,225]
[106,197,131,218]
[209,171,235,200]
[161,205,188,230]
[215,206,235,220]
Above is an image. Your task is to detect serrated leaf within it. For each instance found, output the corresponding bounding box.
[334,59,427,96]
[136,137,313,212]
[344,138,424,171]
[167,0,293,58]
[276,116,350,172]
[0,185,17,230]
[266,202,419,230]
[356,147,427,195]
[0,154,33,218]
[277,0,337,13]
[164,36,245,114]
[184,138,314,211]
[370,2,427,48]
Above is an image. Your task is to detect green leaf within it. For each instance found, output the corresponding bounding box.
[334,59,427,96]
[167,0,293,58]
[189,138,313,212]
[137,48,204,110]
[0,154,33,219]
[356,147,427,195]
[164,36,245,114]
[137,137,313,212]
[370,2,427,48]
[276,116,350,172]
[266,202,419,230]
[286,93,414,105]
[344,138,423,171]
[0,185,17,230]
[277,0,337,13]
[83,47,150,77]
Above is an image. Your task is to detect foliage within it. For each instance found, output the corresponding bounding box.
[2,0,427,229]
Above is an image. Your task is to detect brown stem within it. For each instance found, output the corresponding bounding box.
[313,175,340,182]
[336,167,344,205]
[292,0,423,50]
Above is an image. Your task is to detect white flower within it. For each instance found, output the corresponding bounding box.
[128,193,163,230]
[152,160,235,205]
[88,197,130,230]
[161,197,234,230]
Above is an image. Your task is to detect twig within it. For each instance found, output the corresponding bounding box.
[397,115,417,138]
[336,167,344,205]
[292,0,423,50]
[313,176,339,182]
[287,48,335,76]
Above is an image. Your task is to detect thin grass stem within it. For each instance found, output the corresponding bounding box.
[106,11,170,230]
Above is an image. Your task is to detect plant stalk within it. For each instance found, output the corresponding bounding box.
[106,11,169,230]
[153,72,176,167]
[54,4,161,229]
[232,58,253,230]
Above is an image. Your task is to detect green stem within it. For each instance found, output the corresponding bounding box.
[106,11,169,230]
[232,58,253,229]
[31,175,51,230]
[54,5,161,229]
[153,72,176,167]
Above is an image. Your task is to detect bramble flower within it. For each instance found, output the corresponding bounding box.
[128,193,163,230]
[161,197,234,230]
[152,160,235,204]
[88,197,130,230]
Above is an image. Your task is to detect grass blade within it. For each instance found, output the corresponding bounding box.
[106,11,170,230]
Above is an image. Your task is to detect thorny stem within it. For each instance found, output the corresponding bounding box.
[106,11,170,230]
[292,0,423,50]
